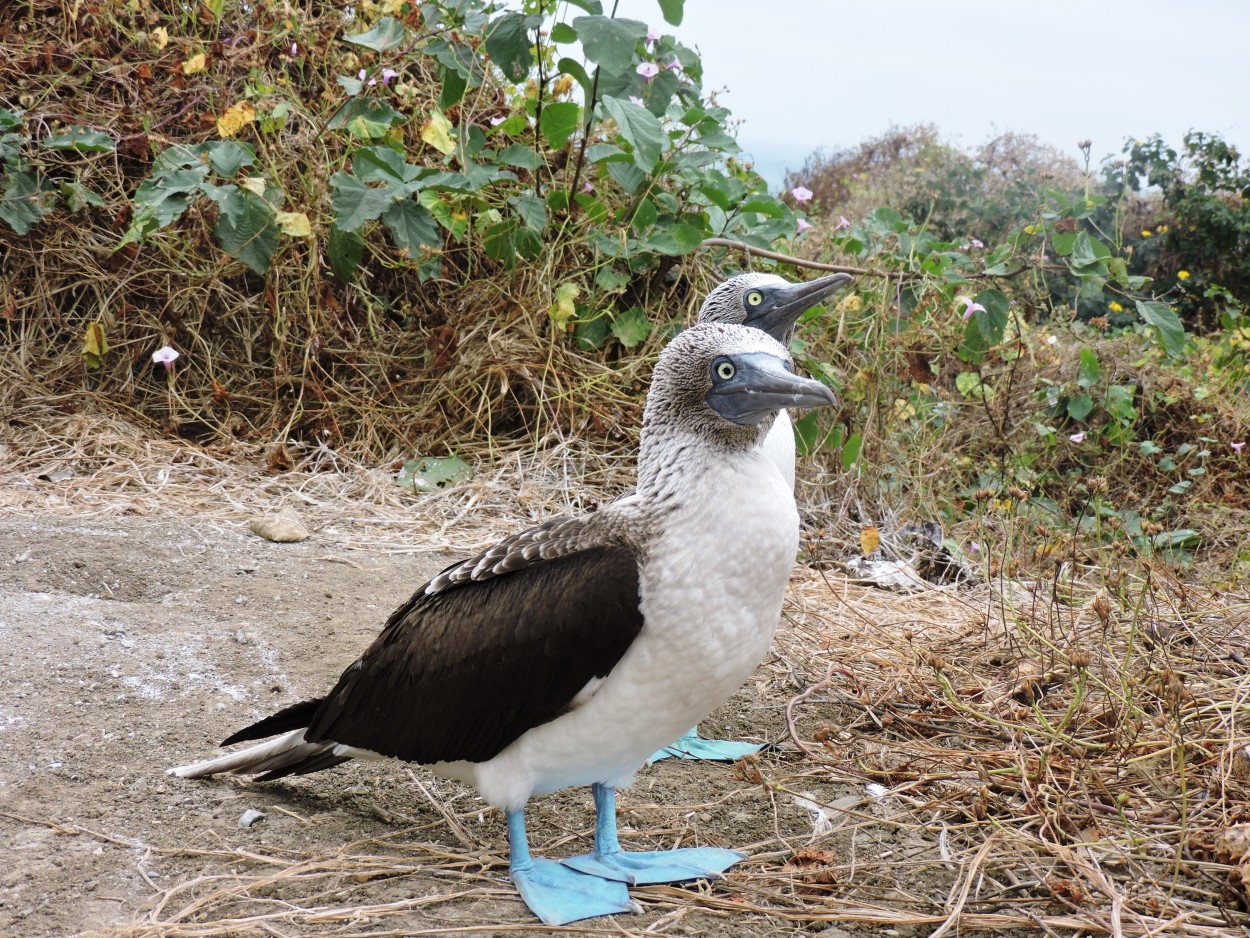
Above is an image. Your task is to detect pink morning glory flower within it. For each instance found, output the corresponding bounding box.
[152,346,179,370]
[833,215,850,232]
[791,186,813,203]
[1233,442,1246,454]
[289,42,298,56]
[489,115,508,126]
[957,296,986,320]
[796,218,812,234]
[628,95,643,106]
[582,181,595,193]
[381,68,398,85]
[636,62,660,80]
[646,28,660,43]
[1069,431,1086,444]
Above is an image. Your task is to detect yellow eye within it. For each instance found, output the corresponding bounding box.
[714,360,736,381]
[746,291,764,307]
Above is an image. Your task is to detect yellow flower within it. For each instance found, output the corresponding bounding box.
[1024,224,1039,235]
[1141,229,1152,237]
[1109,301,1123,313]
[1177,270,1190,280]
[1158,224,1169,233]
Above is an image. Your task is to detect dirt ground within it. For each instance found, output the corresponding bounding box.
[0,508,939,938]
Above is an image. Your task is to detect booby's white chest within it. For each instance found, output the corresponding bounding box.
[759,409,796,492]
[464,451,798,810]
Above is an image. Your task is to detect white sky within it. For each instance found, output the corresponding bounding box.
[614,0,1250,188]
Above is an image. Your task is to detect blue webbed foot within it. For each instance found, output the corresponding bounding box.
[511,856,637,925]
[649,727,764,763]
[561,846,744,885]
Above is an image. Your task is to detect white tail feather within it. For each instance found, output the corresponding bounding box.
[168,729,336,778]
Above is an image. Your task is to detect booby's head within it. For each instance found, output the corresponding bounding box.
[642,323,837,455]
[697,272,853,343]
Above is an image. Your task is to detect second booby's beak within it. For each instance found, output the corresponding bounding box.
[746,272,854,341]
[707,352,838,427]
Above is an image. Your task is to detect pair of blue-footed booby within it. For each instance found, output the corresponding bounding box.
[652,270,853,762]
[170,321,838,926]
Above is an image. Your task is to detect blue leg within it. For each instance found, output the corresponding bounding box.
[561,784,744,885]
[506,807,635,925]
[649,726,764,762]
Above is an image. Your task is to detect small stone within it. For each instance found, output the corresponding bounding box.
[238,808,266,829]
[248,506,309,543]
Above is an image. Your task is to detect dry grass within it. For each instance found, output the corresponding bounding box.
[4,417,1250,936]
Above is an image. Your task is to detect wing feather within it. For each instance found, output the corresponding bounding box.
[304,534,643,765]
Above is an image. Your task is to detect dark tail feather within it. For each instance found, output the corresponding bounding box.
[255,752,353,782]
[221,698,324,746]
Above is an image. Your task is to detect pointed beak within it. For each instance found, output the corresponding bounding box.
[707,352,838,427]
[745,272,854,341]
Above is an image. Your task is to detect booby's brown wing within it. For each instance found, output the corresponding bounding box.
[303,520,644,765]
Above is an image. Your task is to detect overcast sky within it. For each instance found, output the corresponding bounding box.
[613,0,1250,189]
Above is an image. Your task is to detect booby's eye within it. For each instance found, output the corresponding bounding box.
[745,291,764,307]
[713,358,736,381]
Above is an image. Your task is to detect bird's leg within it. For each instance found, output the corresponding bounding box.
[561,783,745,885]
[649,726,764,762]
[505,806,635,925]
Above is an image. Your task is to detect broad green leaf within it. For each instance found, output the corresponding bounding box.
[657,0,684,25]
[438,63,468,109]
[601,96,663,172]
[955,371,982,398]
[0,171,48,233]
[539,101,581,149]
[419,190,468,241]
[0,108,21,131]
[572,16,648,74]
[1067,393,1093,421]
[328,99,405,137]
[62,181,104,212]
[1135,299,1186,357]
[383,199,441,257]
[585,142,627,163]
[496,144,541,170]
[563,0,603,12]
[421,109,457,155]
[43,126,114,153]
[610,306,652,347]
[484,12,536,82]
[605,160,646,193]
[556,57,594,102]
[841,431,863,471]
[343,17,407,52]
[328,224,363,283]
[550,23,578,43]
[575,313,608,351]
[353,145,421,185]
[1078,347,1101,389]
[957,288,1010,363]
[396,455,472,493]
[1070,230,1111,272]
[509,192,547,232]
[133,168,205,227]
[640,221,702,256]
[81,321,108,369]
[208,186,278,274]
[329,171,399,231]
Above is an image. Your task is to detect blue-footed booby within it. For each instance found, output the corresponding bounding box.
[653,271,852,762]
[170,322,837,926]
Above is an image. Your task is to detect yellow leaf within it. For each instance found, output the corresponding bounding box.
[151,26,169,50]
[860,525,880,556]
[216,101,255,138]
[421,110,457,156]
[82,321,108,369]
[182,52,207,75]
[548,283,581,333]
[276,211,311,238]
[239,176,266,196]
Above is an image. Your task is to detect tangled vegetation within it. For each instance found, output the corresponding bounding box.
[3,2,1250,935]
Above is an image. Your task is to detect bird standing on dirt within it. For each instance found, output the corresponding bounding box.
[652,270,852,762]
[170,322,837,926]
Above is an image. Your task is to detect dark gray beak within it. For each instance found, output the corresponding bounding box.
[745,272,854,341]
[707,352,838,427]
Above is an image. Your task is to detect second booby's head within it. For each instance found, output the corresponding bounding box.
[697,271,853,343]
[643,322,837,450]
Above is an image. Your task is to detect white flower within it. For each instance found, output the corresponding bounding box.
[152,346,179,370]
